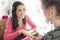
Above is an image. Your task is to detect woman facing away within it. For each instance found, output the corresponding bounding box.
[4,1,37,40]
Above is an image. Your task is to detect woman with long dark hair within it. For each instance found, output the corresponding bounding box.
[4,1,36,40]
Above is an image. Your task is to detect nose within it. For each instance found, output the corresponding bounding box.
[21,10,24,15]
[21,11,24,14]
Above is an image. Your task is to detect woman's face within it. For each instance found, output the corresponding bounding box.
[16,5,25,18]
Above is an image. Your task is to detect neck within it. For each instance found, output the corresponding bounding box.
[18,17,23,27]
[18,17,22,21]
[53,18,60,27]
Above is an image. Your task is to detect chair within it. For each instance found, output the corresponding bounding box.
[0,20,7,40]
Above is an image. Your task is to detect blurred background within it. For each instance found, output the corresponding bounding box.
[0,0,54,40]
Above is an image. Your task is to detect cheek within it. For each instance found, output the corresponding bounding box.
[18,12,21,15]
[44,13,51,21]
[43,10,49,20]
[21,11,25,16]
[16,11,25,18]
[42,9,52,21]
[43,10,47,17]
[23,11,25,15]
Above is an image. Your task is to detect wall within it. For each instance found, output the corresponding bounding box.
[0,0,9,19]
[0,0,54,36]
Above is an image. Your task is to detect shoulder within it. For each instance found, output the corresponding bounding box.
[7,17,12,24]
[25,15,29,18]
[6,17,13,30]
[41,29,60,40]
[25,15,30,20]
[41,30,53,40]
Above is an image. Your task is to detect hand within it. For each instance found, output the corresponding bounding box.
[18,29,33,37]
[33,32,42,40]
[21,30,34,40]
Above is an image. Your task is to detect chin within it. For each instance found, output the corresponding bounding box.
[45,18,50,22]
[18,16,24,18]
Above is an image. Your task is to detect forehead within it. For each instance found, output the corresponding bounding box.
[17,5,25,9]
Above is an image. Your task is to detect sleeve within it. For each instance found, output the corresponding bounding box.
[4,18,21,40]
[26,15,36,30]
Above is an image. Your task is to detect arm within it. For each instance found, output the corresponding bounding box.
[4,18,21,40]
[26,15,36,30]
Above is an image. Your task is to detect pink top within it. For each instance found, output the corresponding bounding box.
[4,15,36,40]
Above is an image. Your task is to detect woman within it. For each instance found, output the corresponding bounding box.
[4,1,36,40]
[40,0,60,40]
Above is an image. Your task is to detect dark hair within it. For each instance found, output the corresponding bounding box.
[12,1,26,40]
[12,1,26,30]
[41,0,60,16]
